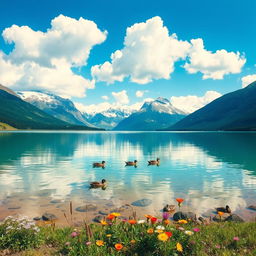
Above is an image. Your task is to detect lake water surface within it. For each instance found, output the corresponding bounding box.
[0,131,256,222]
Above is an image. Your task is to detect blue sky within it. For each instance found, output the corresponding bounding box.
[0,0,255,112]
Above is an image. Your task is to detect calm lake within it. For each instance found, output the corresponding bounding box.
[0,131,256,221]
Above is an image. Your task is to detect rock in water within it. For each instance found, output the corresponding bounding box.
[131,199,152,207]
[42,213,58,221]
[248,205,256,211]
[173,211,196,221]
[225,214,244,222]
[50,199,62,204]
[76,204,97,212]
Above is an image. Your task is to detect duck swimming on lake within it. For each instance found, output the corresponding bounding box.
[216,205,231,214]
[125,160,137,166]
[93,161,106,168]
[90,179,107,188]
[148,158,160,165]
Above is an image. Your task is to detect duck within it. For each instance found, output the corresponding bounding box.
[215,205,231,214]
[90,179,107,188]
[125,160,137,166]
[93,161,106,168]
[148,158,160,165]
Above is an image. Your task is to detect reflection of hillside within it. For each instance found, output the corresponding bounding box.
[174,132,256,173]
[0,132,83,167]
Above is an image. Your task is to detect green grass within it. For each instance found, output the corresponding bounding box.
[1,215,256,256]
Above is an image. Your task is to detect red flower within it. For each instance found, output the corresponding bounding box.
[107,214,115,220]
[165,231,172,237]
[150,217,157,224]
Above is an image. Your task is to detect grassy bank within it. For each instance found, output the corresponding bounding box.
[1,214,256,256]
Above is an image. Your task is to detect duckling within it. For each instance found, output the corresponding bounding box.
[215,205,231,214]
[90,179,107,188]
[93,161,106,168]
[125,160,137,166]
[148,158,160,165]
[163,204,175,213]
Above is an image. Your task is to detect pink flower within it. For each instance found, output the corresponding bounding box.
[215,244,221,249]
[86,241,92,246]
[233,237,239,241]
[162,212,169,220]
[65,242,70,246]
[71,232,78,238]
[178,227,185,231]
[193,228,200,232]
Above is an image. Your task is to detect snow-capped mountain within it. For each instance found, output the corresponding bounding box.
[82,106,138,130]
[17,91,95,127]
[139,97,185,115]
[114,97,186,131]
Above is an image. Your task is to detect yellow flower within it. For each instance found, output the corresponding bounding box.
[111,212,121,217]
[176,242,183,252]
[147,228,154,234]
[178,219,188,224]
[157,233,169,242]
[155,229,164,233]
[218,211,224,216]
[96,240,104,246]
[130,239,136,244]
[106,234,112,237]
[100,220,108,226]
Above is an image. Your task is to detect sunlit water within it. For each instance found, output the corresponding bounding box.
[0,131,256,220]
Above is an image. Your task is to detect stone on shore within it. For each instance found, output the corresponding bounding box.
[42,213,58,221]
[93,215,104,223]
[131,199,152,207]
[76,204,97,212]
[225,214,245,222]
[173,211,197,221]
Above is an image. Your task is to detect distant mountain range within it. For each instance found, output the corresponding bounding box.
[0,85,99,130]
[114,97,186,131]
[168,81,256,131]
[83,106,136,130]
[18,91,95,128]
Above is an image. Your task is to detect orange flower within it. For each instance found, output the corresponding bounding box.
[115,243,123,251]
[107,214,115,220]
[145,214,152,219]
[128,219,137,225]
[96,240,104,246]
[130,239,136,244]
[218,211,224,216]
[176,198,184,208]
[147,228,154,234]
[163,219,170,225]
[176,198,184,203]
[150,217,157,224]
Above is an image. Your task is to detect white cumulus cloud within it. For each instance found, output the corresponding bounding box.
[101,95,109,100]
[184,39,246,80]
[112,90,129,104]
[170,91,222,114]
[0,15,107,97]
[91,16,190,84]
[241,74,256,88]
[136,90,148,98]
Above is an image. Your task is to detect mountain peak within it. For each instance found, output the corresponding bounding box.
[140,97,185,115]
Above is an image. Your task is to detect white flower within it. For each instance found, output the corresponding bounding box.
[184,230,194,236]
[138,220,146,224]
[156,225,165,230]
